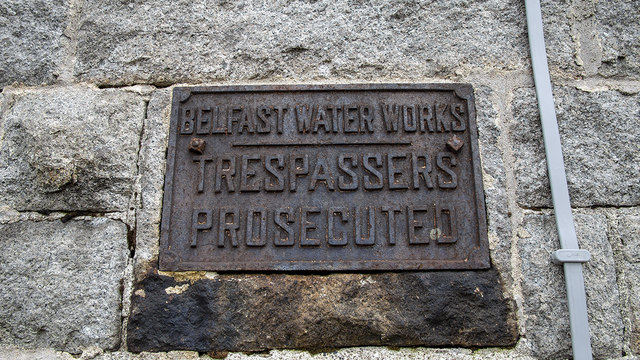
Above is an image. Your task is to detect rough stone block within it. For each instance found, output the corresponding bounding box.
[0,87,146,212]
[609,208,640,264]
[474,85,513,281]
[519,211,623,359]
[134,88,171,278]
[541,0,582,78]
[623,263,640,355]
[607,208,640,355]
[74,0,536,85]
[0,0,68,87]
[127,270,517,353]
[0,349,74,360]
[90,346,536,360]
[511,86,640,208]
[596,0,640,79]
[0,218,129,353]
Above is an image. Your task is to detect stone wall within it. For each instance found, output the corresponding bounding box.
[0,0,638,359]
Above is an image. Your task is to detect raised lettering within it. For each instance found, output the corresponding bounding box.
[197,107,212,134]
[419,105,435,132]
[236,107,255,134]
[355,206,375,245]
[309,156,335,191]
[360,105,375,133]
[274,106,288,134]
[387,152,408,189]
[329,106,343,133]
[437,152,458,189]
[295,104,312,133]
[289,154,309,192]
[381,207,402,245]
[211,106,226,134]
[343,105,359,133]
[363,153,383,190]
[436,205,457,243]
[227,106,243,132]
[300,207,321,246]
[411,153,433,190]
[327,207,349,246]
[407,205,429,244]
[451,103,466,132]
[435,102,451,132]
[402,105,417,132]
[240,154,261,192]
[264,154,285,192]
[312,105,331,133]
[193,156,212,193]
[337,153,358,191]
[218,208,239,247]
[215,156,236,193]
[245,208,267,246]
[191,209,212,247]
[381,104,400,132]
[274,207,295,246]
[180,107,194,134]
[256,107,272,133]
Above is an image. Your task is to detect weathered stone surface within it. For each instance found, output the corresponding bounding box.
[0,87,146,212]
[134,88,171,279]
[0,348,74,360]
[541,0,582,78]
[596,0,640,79]
[73,0,536,85]
[91,351,201,360]
[222,346,536,360]
[0,0,68,87]
[474,85,513,284]
[85,344,537,360]
[607,208,640,355]
[0,218,129,353]
[519,211,623,359]
[609,208,640,264]
[511,86,640,208]
[623,263,640,355]
[128,270,517,353]
[568,0,602,77]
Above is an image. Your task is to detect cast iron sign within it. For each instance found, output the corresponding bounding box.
[160,84,490,271]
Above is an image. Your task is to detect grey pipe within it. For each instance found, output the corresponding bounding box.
[524,0,593,359]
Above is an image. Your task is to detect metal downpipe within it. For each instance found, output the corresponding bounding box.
[524,0,593,359]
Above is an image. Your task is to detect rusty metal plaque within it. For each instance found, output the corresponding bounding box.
[159,84,490,271]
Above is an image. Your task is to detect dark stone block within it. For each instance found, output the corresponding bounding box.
[127,270,517,352]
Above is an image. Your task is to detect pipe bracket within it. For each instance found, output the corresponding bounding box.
[551,249,591,264]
